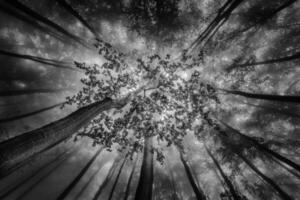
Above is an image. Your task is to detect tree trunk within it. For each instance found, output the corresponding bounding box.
[0,3,66,43]
[0,102,64,124]
[221,121,300,174]
[0,49,76,71]
[108,157,127,200]
[227,51,300,71]
[180,152,207,200]
[221,89,300,103]
[56,147,104,200]
[0,148,72,199]
[241,101,300,119]
[123,155,138,200]
[237,152,293,200]
[74,160,106,200]
[0,89,66,97]
[204,144,241,200]
[188,0,244,51]
[15,148,76,200]
[92,158,119,200]
[0,97,123,179]
[55,0,99,39]
[4,0,91,49]
[134,137,154,200]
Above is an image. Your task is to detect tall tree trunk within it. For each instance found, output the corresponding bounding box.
[15,148,77,200]
[0,102,64,124]
[204,144,241,200]
[55,0,99,39]
[227,51,300,71]
[241,101,300,119]
[0,97,124,179]
[187,0,244,52]
[0,49,77,71]
[123,155,138,200]
[3,0,91,49]
[236,152,293,200]
[180,152,207,200]
[0,148,72,199]
[0,89,66,97]
[92,158,119,200]
[108,157,127,200]
[166,160,179,200]
[134,137,154,200]
[74,160,106,200]
[220,121,300,174]
[221,89,300,103]
[56,147,104,200]
[0,3,66,43]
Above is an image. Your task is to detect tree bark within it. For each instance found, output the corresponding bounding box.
[0,97,124,179]
[180,152,207,200]
[134,137,154,200]
[56,147,104,200]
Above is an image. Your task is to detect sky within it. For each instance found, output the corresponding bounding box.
[0,0,300,200]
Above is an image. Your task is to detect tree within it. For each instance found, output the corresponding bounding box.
[180,152,207,200]
[134,137,154,200]
[204,144,241,200]
[0,102,64,124]
[0,97,126,179]
[56,147,104,200]
[108,157,127,200]
[123,155,138,200]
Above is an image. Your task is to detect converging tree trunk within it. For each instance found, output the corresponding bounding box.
[92,158,119,200]
[204,144,241,200]
[0,97,125,179]
[227,51,300,71]
[236,152,293,200]
[55,0,99,39]
[221,89,300,103]
[123,155,138,200]
[56,147,104,200]
[15,148,77,200]
[134,137,154,200]
[180,152,207,200]
[108,157,127,200]
[0,49,77,71]
[220,121,300,174]
[0,89,66,97]
[0,102,64,124]
[3,0,91,49]
[0,148,73,199]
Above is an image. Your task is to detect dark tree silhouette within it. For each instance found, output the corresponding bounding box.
[56,147,104,200]
[0,102,64,124]
[0,97,126,178]
[134,137,154,200]
[180,152,207,200]
[123,155,138,200]
[0,49,77,71]
[107,157,127,200]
